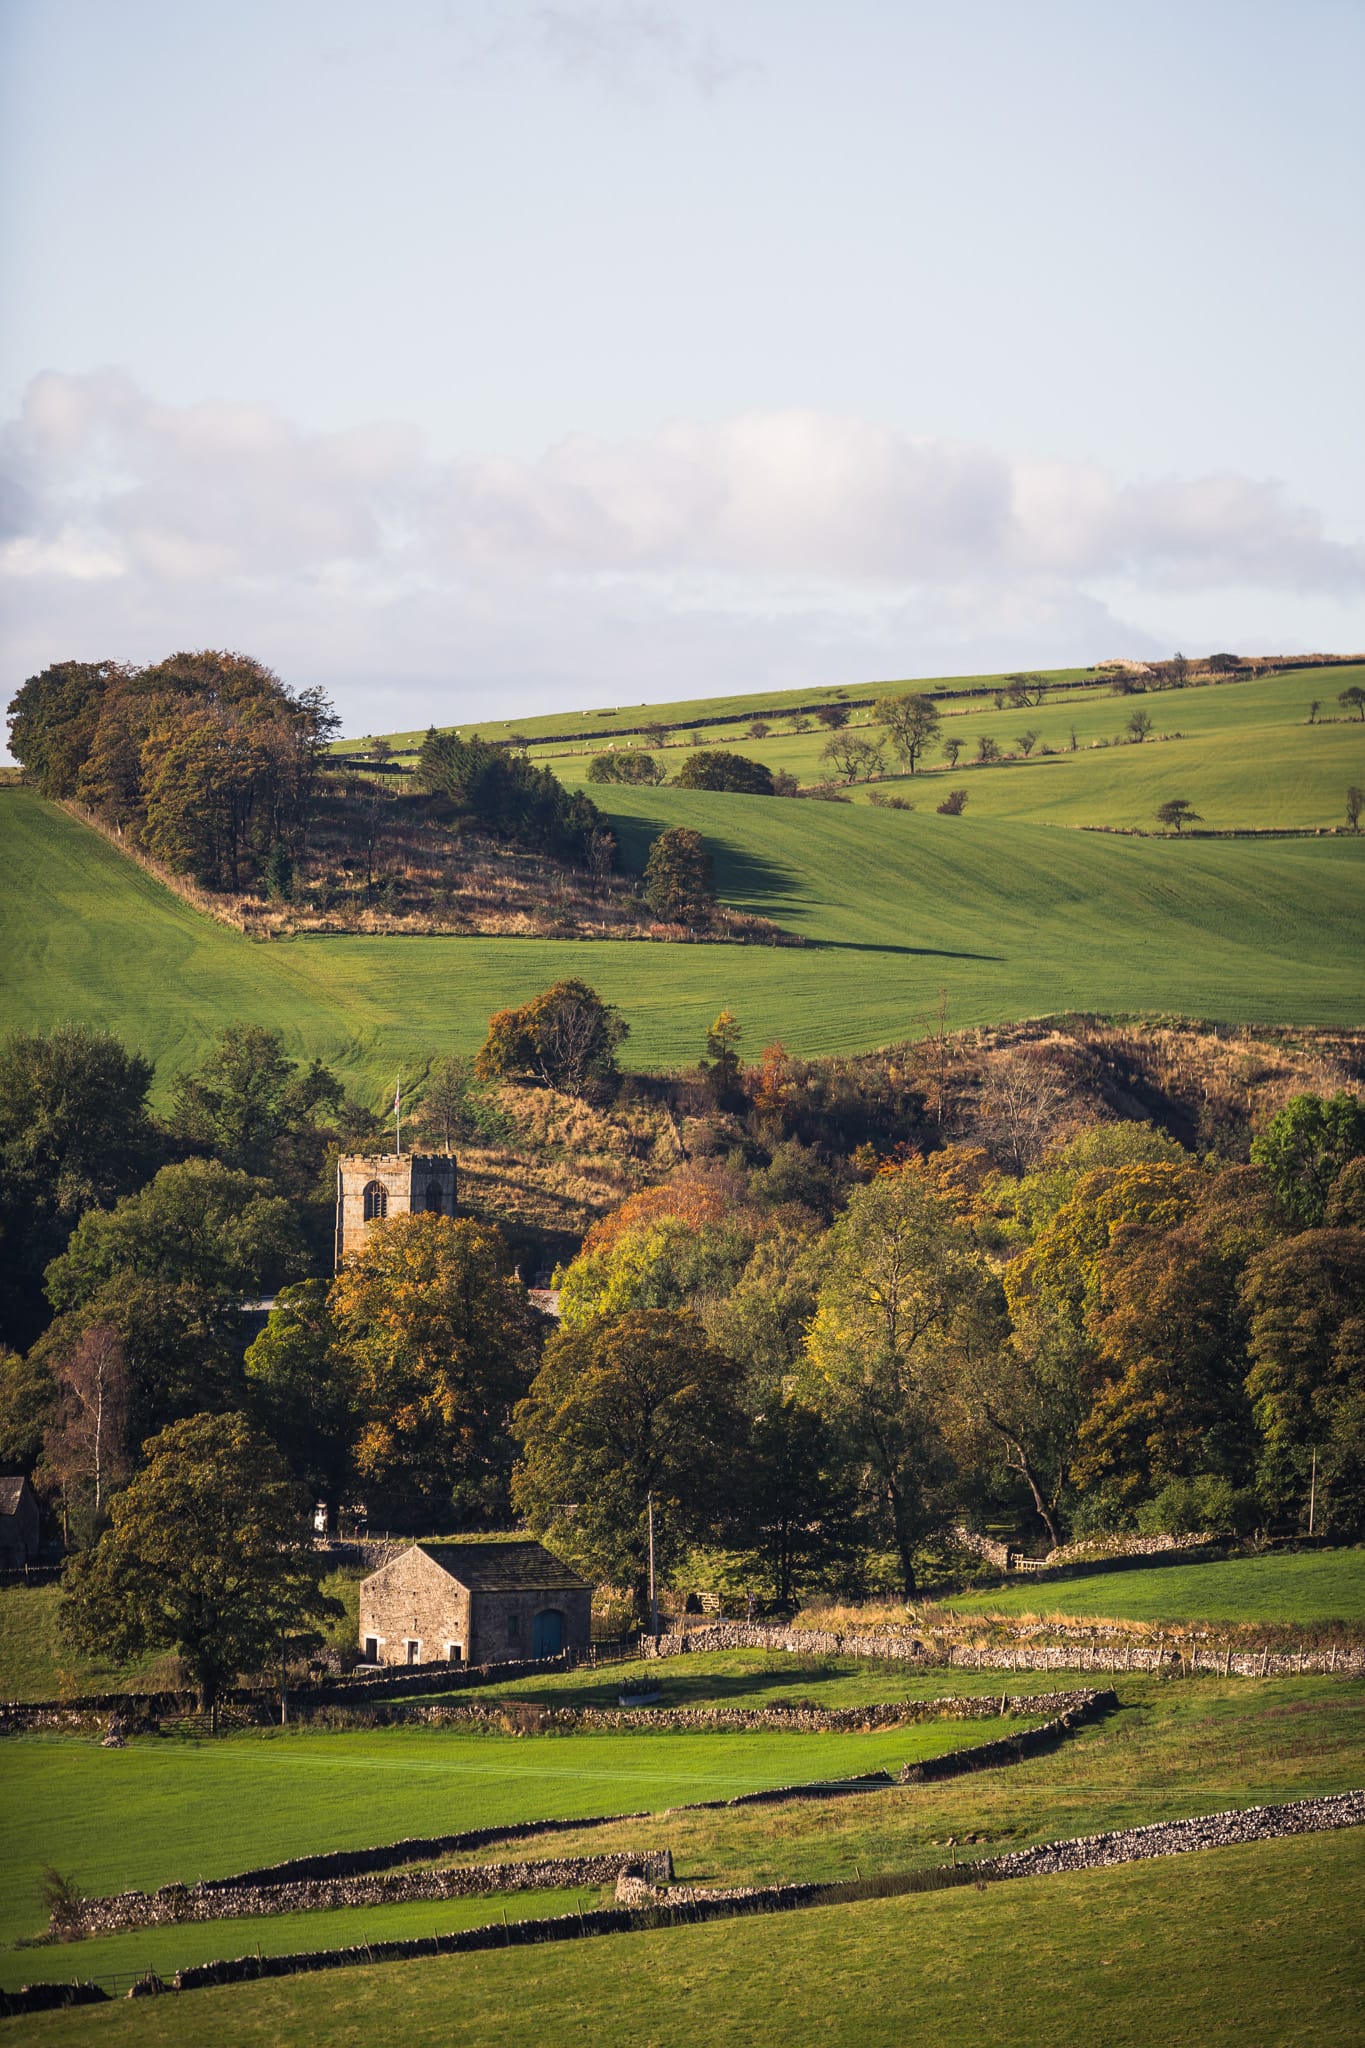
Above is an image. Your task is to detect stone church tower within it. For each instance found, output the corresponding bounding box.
[335,1153,459,1269]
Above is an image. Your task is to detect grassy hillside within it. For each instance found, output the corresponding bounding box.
[543,662,1365,832]
[3,783,1361,1102]
[22,1833,1361,2048]
[940,1550,1365,1626]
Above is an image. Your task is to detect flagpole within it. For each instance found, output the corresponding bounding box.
[395,1071,402,1156]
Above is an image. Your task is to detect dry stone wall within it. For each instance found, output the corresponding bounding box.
[59,1853,673,1939]
[642,1621,1365,1678]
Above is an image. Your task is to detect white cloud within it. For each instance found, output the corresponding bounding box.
[1,370,1360,739]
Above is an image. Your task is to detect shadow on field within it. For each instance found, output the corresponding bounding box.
[810,940,1005,961]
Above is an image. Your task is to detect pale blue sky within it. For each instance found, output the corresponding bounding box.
[2,0,1362,741]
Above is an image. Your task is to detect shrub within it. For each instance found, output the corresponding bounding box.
[673,750,775,796]
[936,789,969,816]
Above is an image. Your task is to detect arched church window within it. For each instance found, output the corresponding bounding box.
[362,1180,387,1221]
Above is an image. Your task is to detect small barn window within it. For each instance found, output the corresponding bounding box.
[424,1179,444,1215]
[362,1181,387,1221]
[445,1643,463,1664]
[404,1638,421,1665]
[363,1636,379,1662]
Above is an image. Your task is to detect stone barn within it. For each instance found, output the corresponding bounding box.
[0,1477,40,1568]
[358,1539,592,1668]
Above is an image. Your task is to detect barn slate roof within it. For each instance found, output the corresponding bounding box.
[0,1477,34,1516]
[415,1539,589,1593]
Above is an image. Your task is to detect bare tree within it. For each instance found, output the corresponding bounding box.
[941,736,962,768]
[44,1324,130,1533]
[1126,708,1153,743]
[976,1050,1078,1174]
[1308,700,1321,725]
[1016,729,1040,758]
[975,734,1001,764]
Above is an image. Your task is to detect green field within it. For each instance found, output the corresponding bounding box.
[4,1657,1361,2021]
[17,1831,1365,2046]
[3,768,1361,1103]
[333,664,1100,753]
[0,1574,361,1705]
[942,1550,1365,1627]
[0,1714,1031,1961]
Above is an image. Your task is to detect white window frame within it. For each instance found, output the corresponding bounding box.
[362,1634,383,1661]
[444,1641,463,1663]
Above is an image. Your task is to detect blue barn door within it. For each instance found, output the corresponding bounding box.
[533,1609,564,1657]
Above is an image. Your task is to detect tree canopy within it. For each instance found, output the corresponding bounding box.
[672,750,775,795]
[61,1411,338,1711]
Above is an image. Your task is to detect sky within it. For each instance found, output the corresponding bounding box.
[2,0,1362,746]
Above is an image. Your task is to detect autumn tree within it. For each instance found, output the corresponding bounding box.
[476,980,628,1096]
[877,694,941,774]
[1241,1227,1365,1526]
[513,1309,746,1616]
[244,1280,357,1527]
[643,827,716,927]
[700,1009,744,1107]
[61,1411,338,1716]
[803,1171,1001,1593]
[1072,1169,1276,1508]
[330,1214,534,1525]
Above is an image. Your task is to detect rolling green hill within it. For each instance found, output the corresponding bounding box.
[2,777,1361,1103]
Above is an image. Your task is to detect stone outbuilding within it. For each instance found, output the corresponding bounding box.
[0,1477,40,1568]
[358,1538,592,1668]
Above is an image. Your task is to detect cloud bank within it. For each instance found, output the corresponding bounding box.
[2,370,1361,736]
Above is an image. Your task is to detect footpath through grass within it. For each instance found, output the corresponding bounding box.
[940,1549,1365,1627]
[20,1830,1365,2048]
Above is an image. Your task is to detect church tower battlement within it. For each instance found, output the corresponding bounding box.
[335,1153,459,1269]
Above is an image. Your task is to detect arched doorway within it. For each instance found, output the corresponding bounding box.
[533,1609,565,1657]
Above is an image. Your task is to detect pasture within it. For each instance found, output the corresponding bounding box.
[20,1832,1362,2048]
[0,1713,1030,1962]
[2,774,1361,1106]
[941,1549,1365,1627]
[7,1661,1363,2037]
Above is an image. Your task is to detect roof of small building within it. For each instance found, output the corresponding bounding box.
[0,1477,35,1516]
[414,1538,589,1593]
